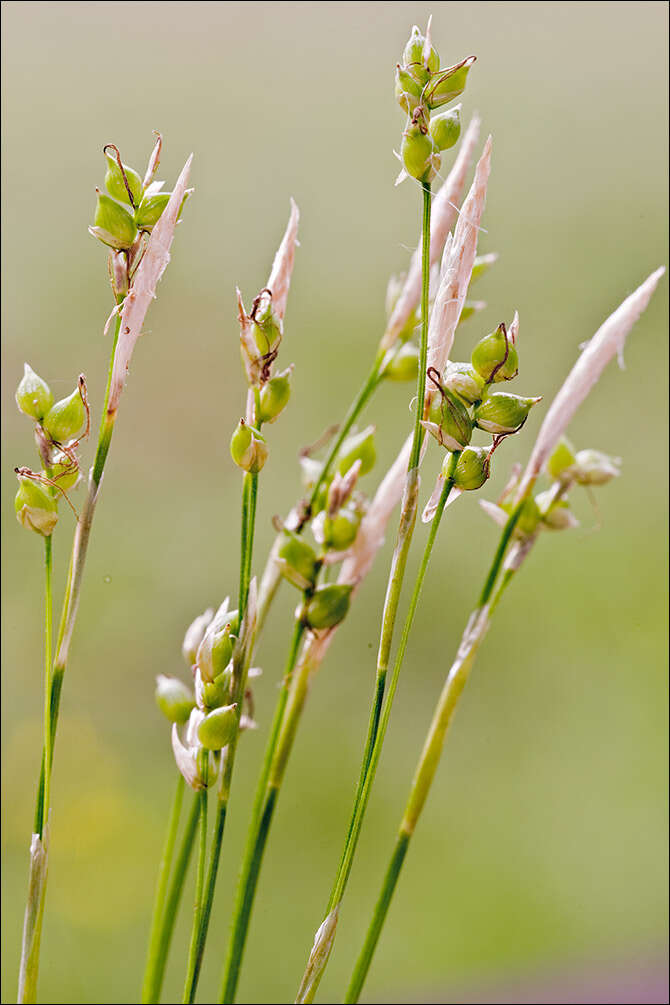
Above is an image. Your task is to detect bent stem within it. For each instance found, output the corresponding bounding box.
[345,508,525,1002]
[18,304,124,1004]
[296,448,456,1005]
[219,617,307,1003]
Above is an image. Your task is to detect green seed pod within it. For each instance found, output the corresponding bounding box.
[230,420,268,473]
[14,474,58,536]
[574,449,621,486]
[546,437,578,481]
[383,342,420,382]
[336,426,376,477]
[277,530,319,590]
[402,25,439,85]
[50,451,80,492]
[442,361,485,404]
[91,191,138,250]
[197,704,238,751]
[401,120,440,183]
[395,64,423,115]
[304,583,353,630]
[426,388,473,449]
[451,446,490,491]
[251,291,281,355]
[16,364,53,421]
[471,323,519,383]
[424,56,476,110]
[323,506,361,551]
[429,105,461,152]
[258,367,292,423]
[474,391,541,435]
[104,151,143,206]
[155,675,195,725]
[202,668,233,711]
[43,387,86,443]
[135,191,171,230]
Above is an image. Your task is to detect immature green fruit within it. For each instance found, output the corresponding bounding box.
[322,506,361,551]
[402,25,439,84]
[474,391,541,435]
[401,120,440,183]
[251,291,281,355]
[135,192,171,229]
[424,56,476,110]
[426,389,473,450]
[451,446,490,491]
[14,474,58,536]
[442,362,485,404]
[336,426,376,477]
[395,64,423,114]
[16,364,54,421]
[304,583,353,630]
[43,387,86,443]
[230,420,268,473]
[546,437,577,481]
[429,105,461,152]
[277,531,319,590]
[155,675,195,725]
[91,191,138,250]
[50,451,80,491]
[203,669,233,711]
[104,151,143,206]
[574,449,621,486]
[471,324,519,383]
[515,496,542,537]
[198,704,238,751]
[258,368,292,423]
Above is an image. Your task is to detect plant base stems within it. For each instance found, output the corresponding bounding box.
[183,772,209,1003]
[219,619,307,1003]
[142,794,200,1004]
[141,775,185,1002]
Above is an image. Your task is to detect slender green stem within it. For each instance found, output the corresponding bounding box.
[308,353,385,513]
[142,793,200,1004]
[183,760,209,1003]
[19,304,124,1005]
[294,181,432,1005]
[141,775,185,1002]
[219,617,307,1003]
[38,535,53,838]
[345,530,524,1002]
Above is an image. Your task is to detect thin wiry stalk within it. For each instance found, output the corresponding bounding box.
[183,759,209,1002]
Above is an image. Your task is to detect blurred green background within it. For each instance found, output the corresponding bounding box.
[1,3,668,1003]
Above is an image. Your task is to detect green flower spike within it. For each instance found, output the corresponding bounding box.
[14,471,58,536]
[304,583,353,630]
[155,675,196,725]
[474,390,542,435]
[15,364,54,421]
[230,419,269,473]
[43,385,86,443]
